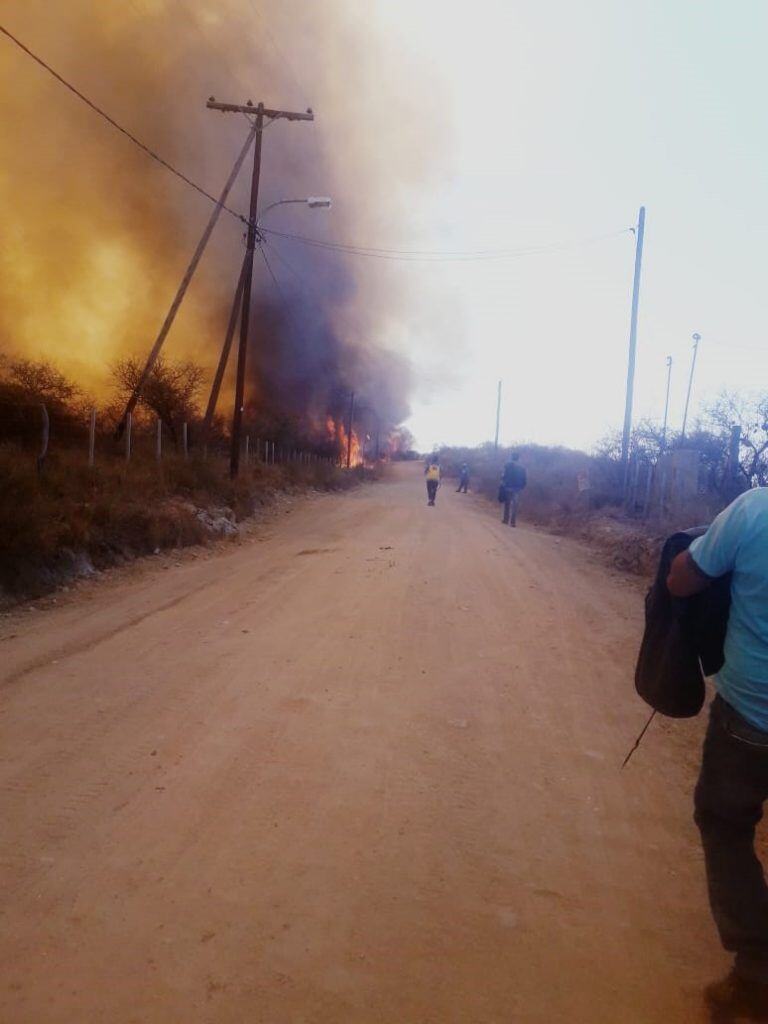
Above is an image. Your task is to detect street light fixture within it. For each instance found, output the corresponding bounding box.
[256,196,332,232]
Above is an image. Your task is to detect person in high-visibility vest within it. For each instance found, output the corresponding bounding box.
[424,457,441,506]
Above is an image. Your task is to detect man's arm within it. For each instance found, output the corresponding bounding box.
[667,550,712,597]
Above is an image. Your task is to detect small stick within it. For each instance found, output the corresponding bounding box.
[621,710,657,769]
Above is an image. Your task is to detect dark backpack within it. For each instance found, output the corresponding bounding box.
[634,529,730,718]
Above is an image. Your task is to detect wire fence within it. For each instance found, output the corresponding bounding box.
[14,404,350,474]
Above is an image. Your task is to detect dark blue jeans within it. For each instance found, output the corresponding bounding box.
[695,695,768,982]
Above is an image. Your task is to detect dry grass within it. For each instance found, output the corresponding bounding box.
[0,443,367,600]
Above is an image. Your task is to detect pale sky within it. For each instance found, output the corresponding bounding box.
[364,0,768,452]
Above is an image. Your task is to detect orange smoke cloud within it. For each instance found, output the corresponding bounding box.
[0,1,449,426]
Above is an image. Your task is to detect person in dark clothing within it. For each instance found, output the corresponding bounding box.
[500,452,527,526]
[667,488,768,1020]
[456,463,470,493]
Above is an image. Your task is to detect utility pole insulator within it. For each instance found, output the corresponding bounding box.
[206,99,314,122]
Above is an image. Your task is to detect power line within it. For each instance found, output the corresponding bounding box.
[261,237,331,312]
[258,242,288,303]
[259,225,632,263]
[168,0,259,116]
[246,0,312,109]
[0,22,249,226]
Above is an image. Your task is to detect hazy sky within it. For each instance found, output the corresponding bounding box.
[361,0,768,452]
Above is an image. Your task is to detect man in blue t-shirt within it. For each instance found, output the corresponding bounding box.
[668,487,768,1017]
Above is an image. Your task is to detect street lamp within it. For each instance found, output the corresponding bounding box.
[681,333,701,440]
[661,355,672,450]
[256,196,332,233]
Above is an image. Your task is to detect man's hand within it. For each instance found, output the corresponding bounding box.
[667,550,711,598]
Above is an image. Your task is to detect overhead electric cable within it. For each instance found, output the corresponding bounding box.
[246,0,313,109]
[0,23,249,226]
[258,242,288,303]
[258,226,631,263]
[261,237,330,309]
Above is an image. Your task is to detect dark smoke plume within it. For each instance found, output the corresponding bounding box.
[0,0,447,441]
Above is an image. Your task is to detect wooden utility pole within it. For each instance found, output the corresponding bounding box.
[115,124,258,439]
[206,98,314,477]
[621,206,646,487]
[346,391,355,468]
[494,379,502,449]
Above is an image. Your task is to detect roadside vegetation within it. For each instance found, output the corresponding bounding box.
[436,392,768,575]
[0,355,370,602]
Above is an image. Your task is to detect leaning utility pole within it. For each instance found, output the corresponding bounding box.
[494,379,502,450]
[206,98,314,477]
[115,123,257,439]
[201,260,248,445]
[620,206,646,486]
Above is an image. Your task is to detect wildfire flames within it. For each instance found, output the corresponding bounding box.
[326,415,362,467]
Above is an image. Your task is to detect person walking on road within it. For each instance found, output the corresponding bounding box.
[500,452,527,526]
[667,488,768,1020]
[424,457,441,506]
[456,462,470,494]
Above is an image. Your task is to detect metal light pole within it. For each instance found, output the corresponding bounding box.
[661,356,672,449]
[494,379,502,450]
[681,333,701,440]
[621,206,646,486]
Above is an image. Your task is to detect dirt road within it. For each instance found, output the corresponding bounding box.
[0,462,723,1022]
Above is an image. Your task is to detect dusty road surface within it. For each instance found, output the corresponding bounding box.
[1,462,724,1022]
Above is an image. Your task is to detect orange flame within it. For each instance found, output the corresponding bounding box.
[326,415,362,466]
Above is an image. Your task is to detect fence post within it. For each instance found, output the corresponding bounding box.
[37,403,49,474]
[88,408,96,468]
[642,462,654,519]
[182,421,188,459]
[629,457,641,514]
[657,458,668,517]
[156,418,162,462]
[125,412,132,462]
